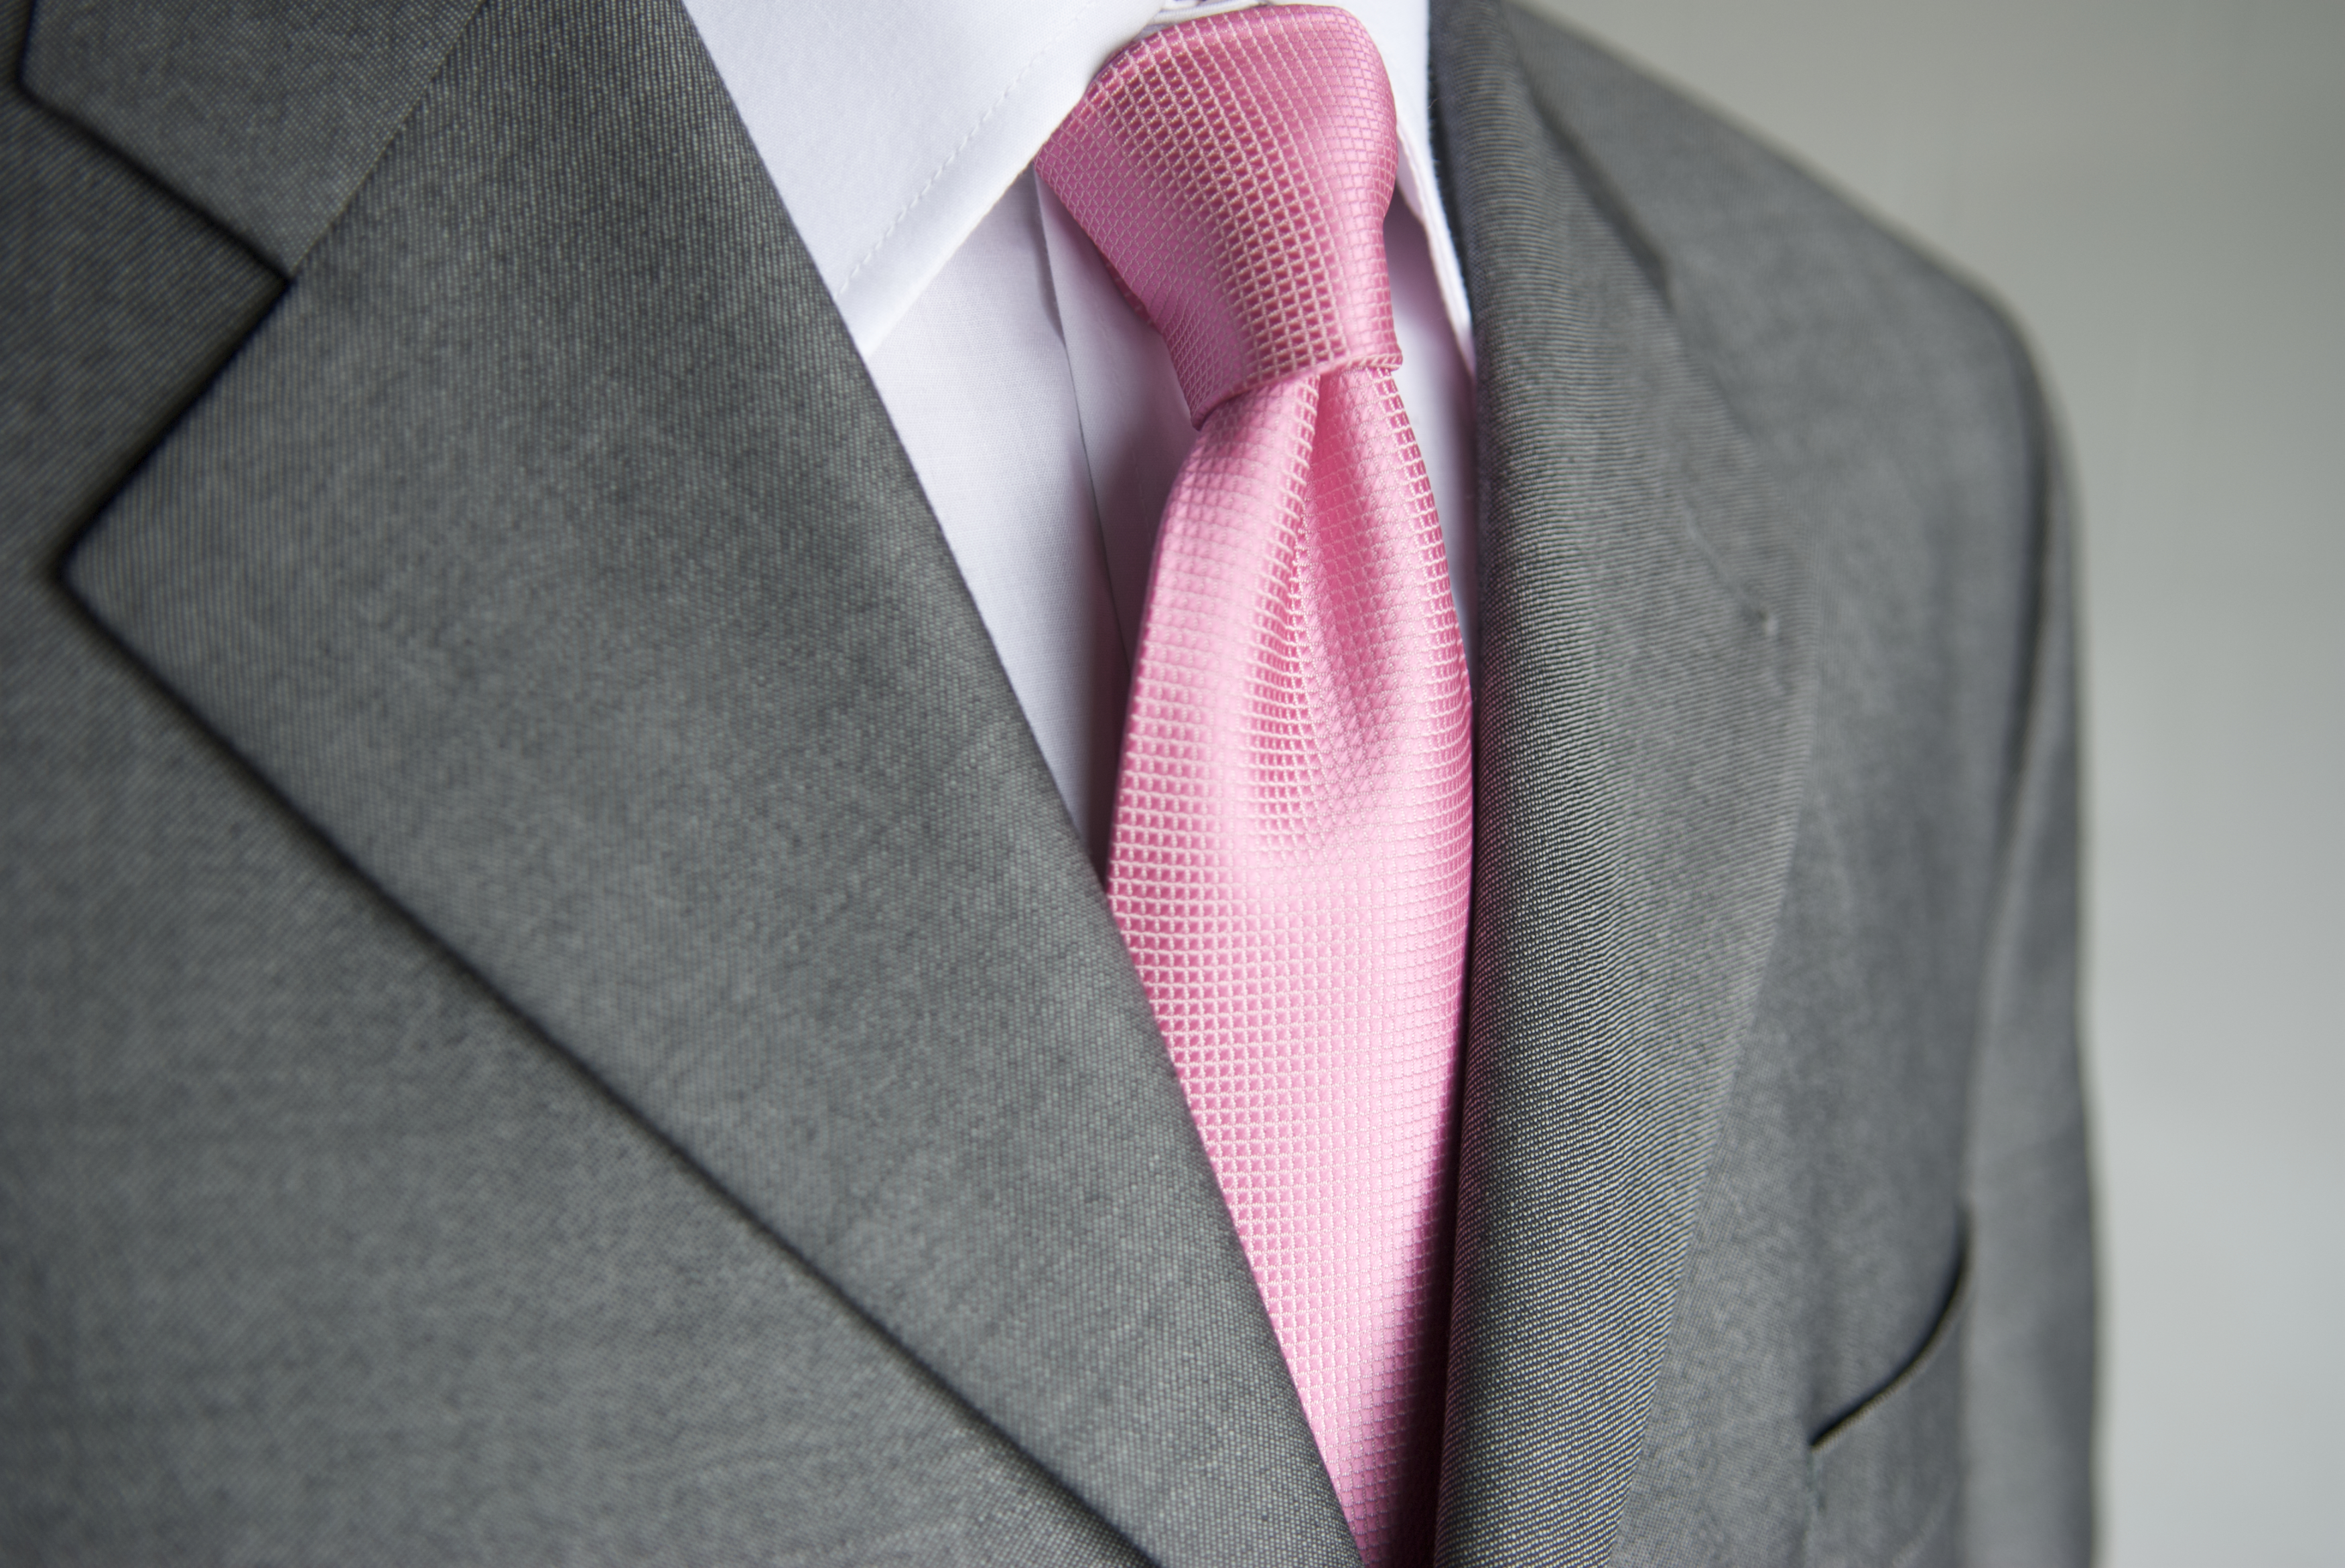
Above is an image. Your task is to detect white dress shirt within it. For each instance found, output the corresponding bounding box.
[679,0,1477,861]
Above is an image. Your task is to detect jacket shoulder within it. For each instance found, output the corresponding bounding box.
[1499,3,2050,501]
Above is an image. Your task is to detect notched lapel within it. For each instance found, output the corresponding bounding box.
[1432,1,1820,1563]
[21,0,485,272]
[64,1,1355,1563]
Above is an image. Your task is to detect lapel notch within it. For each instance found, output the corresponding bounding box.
[62,1,1356,1561]
[20,0,486,272]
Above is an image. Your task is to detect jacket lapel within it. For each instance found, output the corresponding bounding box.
[60,1,1354,1563]
[1432,1,1820,1563]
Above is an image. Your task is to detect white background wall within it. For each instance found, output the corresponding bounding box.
[1517,2,2344,1562]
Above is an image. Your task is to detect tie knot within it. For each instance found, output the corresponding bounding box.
[1038,5,1403,423]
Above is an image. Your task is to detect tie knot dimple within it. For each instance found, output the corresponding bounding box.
[1038,5,1403,423]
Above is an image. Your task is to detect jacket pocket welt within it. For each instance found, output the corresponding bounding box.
[1802,1238,1972,1568]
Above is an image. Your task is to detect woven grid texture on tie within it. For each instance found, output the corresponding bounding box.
[1038,9,1474,1563]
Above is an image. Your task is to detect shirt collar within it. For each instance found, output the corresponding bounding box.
[681,0,1473,362]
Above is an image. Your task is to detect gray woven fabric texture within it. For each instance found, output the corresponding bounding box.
[1432,3,2088,1565]
[22,0,484,269]
[11,0,1339,1561]
[1,0,2090,1561]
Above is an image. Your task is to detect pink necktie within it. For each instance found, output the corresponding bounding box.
[1038,10,1474,1562]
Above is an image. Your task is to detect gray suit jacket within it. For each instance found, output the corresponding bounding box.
[0,0,2093,1563]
